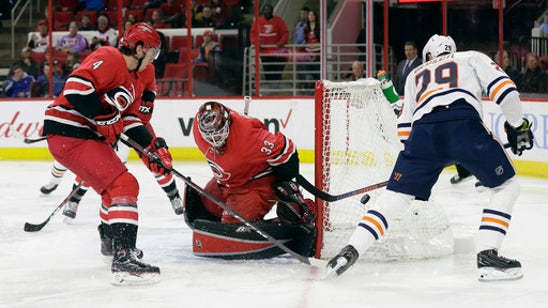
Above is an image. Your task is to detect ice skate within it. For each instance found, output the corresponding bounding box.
[40,183,58,195]
[169,195,184,215]
[477,249,523,281]
[62,201,79,223]
[324,245,359,278]
[98,224,142,262]
[111,248,160,286]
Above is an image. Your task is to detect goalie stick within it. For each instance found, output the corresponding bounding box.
[24,181,85,232]
[8,124,48,144]
[120,133,326,268]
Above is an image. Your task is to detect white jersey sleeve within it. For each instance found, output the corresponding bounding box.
[397,51,523,141]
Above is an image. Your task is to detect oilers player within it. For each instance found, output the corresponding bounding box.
[326,34,534,281]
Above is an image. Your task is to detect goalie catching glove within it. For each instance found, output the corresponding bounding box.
[504,118,534,156]
[272,181,316,225]
[141,137,173,174]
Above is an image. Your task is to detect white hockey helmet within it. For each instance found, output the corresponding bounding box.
[422,34,456,62]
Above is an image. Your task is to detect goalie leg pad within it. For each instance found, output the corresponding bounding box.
[192,219,316,259]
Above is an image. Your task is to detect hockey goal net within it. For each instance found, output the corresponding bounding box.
[314,78,453,260]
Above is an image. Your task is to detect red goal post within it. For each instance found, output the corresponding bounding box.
[313,78,454,261]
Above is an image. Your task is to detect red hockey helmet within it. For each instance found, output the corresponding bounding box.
[119,22,161,59]
[197,101,231,150]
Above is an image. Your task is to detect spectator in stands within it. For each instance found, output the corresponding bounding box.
[150,10,168,29]
[194,5,217,28]
[2,65,35,98]
[126,13,139,24]
[190,0,204,27]
[210,0,230,29]
[159,0,184,28]
[345,60,366,81]
[394,41,421,95]
[79,0,104,11]
[28,19,50,53]
[56,21,89,53]
[293,6,309,46]
[122,20,134,35]
[61,51,82,77]
[250,3,289,88]
[9,47,38,78]
[90,15,118,50]
[195,30,219,63]
[33,61,65,98]
[299,9,320,91]
[78,13,96,31]
[519,52,547,93]
[494,50,521,85]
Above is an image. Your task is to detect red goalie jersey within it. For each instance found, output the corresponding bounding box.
[193,109,296,188]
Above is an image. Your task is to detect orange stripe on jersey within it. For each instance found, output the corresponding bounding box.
[398,131,410,137]
[363,216,385,236]
[489,79,515,101]
[418,88,443,105]
[482,217,509,228]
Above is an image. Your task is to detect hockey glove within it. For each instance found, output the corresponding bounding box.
[94,107,123,145]
[138,91,155,124]
[141,137,173,174]
[504,118,534,156]
[377,70,402,116]
[273,181,316,224]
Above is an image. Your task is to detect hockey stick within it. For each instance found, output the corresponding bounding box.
[120,133,326,267]
[297,143,513,203]
[296,174,387,202]
[243,95,251,115]
[23,181,85,232]
[22,136,48,144]
[8,124,47,144]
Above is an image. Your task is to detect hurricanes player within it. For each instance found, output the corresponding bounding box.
[42,23,172,285]
[326,34,534,281]
[192,101,315,225]
[41,61,184,223]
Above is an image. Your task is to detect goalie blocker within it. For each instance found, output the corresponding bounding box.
[183,184,317,260]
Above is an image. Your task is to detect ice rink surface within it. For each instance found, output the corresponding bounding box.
[0,161,547,308]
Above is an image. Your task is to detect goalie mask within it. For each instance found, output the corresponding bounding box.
[422,34,456,62]
[197,101,231,151]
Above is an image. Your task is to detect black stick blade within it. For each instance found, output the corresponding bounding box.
[23,220,49,232]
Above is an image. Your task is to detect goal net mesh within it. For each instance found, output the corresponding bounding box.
[314,78,453,261]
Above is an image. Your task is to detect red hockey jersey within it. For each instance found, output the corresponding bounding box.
[193,110,296,188]
[43,46,136,139]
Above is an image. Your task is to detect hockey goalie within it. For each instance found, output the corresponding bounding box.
[183,101,317,260]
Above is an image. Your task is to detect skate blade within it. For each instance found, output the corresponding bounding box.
[478,267,523,281]
[111,272,161,286]
[322,257,348,279]
[63,216,76,224]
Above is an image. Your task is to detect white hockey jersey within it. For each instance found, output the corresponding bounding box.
[398,51,523,142]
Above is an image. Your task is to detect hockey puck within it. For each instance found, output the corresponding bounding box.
[360,194,371,204]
